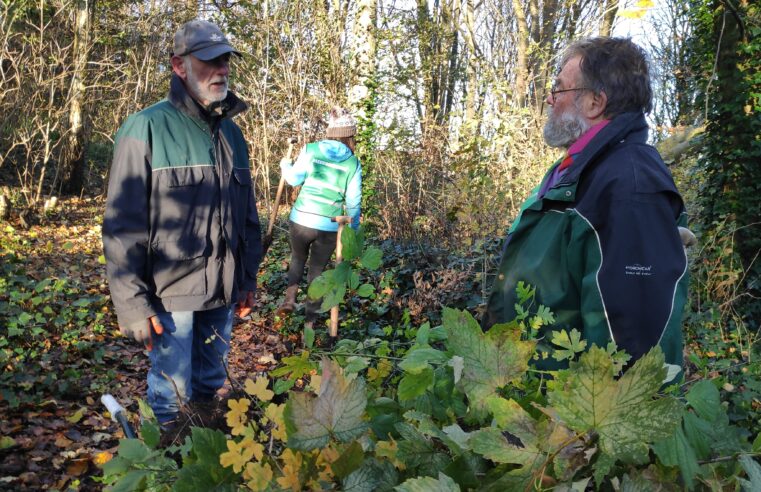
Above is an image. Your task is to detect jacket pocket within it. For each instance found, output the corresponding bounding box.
[151,239,208,298]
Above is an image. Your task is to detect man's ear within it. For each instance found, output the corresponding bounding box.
[170,55,187,79]
[585,90,607,120]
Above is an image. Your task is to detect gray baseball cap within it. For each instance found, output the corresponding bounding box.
[173,20,241,60]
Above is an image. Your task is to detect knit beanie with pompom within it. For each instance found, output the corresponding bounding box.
[326,107,356,138]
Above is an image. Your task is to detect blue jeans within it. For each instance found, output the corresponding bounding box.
[147,306,233,424]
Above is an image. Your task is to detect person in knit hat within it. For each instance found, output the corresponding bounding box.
[276,107,362,335]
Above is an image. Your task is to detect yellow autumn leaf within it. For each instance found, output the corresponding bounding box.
[93,451,113,466]
[245,376,274,402]
[226,398,251,435]
[619,8,647,19]
[376,439,406,470]
[66,407,85,424]
[265,403,287,441]
[310,374,322,393]
[244,461,273,491]
[220,438,256,473]
[316,445,339,482]
[241,437,265,462]
[368,359,393,382]
[636,0,654,7]
[276,449,303,491]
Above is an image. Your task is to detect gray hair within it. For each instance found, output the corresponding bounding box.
[561,37,653,117]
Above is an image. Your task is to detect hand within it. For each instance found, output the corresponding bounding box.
[119,316,164,351]
[236,290,255,319]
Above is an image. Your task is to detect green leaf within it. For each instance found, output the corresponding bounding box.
[189,427,227,464]
[17,312,32,325]
[140,420,161,449]
[395,472,461,491]
[530,305,555,328]
[686,380,721,421]
[101,456,129,476]
[98,254,107,265]
[359,246,382,270]
[344,356,369,374]
[652,422,699,488]
[304,324,315,348]
[549,346,682,479]
[443,308,534,412]
[738,454,761,490]
[274,378,296,394]
[271,351,318,379]
[62,241,74,250]
[681,411,713,458]
[397,367,434,401]
[0,436,15,450]
[332,440,365,479]
[395,422,450,475]
[109,469,150,492]
[285,358,369,450]
[416,323,431,345]
[356,283,374,298]
[515,281,534,304]
[343,458,398,492]
[349,270,361,290]
[470,427,542,465]
[72,297,91,307]
[308,274,331,300]
[117,438,151,463]
[333,262,352,284]
[550,329,587,362]
[399,348,448,374]
[341,226,363,260]
[321,280,347,312]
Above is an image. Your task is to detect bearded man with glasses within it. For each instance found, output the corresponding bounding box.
[484,37,690,381]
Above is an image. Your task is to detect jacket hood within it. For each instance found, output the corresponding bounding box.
[318,139,353,161]
[168,73,247,123]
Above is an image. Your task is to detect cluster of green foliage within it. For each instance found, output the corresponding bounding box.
[686,0,761,325]
[0,226,111,408]
[99,240,761,490]
[99,307,761,490]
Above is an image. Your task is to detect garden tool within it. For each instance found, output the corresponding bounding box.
[329,215,352,339]
[101,393,136,439]
[262,137,298,255]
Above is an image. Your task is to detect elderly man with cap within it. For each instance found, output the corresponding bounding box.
[276,108,362,335]
[102,19,262,433]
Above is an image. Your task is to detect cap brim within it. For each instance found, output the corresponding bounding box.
[192,44,241,61]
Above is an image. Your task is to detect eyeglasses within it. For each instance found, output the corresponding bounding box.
[549,86,591,100]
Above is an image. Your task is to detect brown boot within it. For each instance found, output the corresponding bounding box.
[277,285,298,315]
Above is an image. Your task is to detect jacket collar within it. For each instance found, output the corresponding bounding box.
[559,112,649,185]
[167,73,248,124]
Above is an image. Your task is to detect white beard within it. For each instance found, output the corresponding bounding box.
[543,105,591,149]
[185,60,228,106]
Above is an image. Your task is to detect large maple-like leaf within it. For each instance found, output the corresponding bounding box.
[548,346,681,479]
[285,358,369,450]
[443,308,534,412]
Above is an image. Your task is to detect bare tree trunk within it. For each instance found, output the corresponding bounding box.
[599,0,619,36]
[60,0,92,195]
[511,0,530,108]
[348,0,377,117]
[460,0,480,124]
